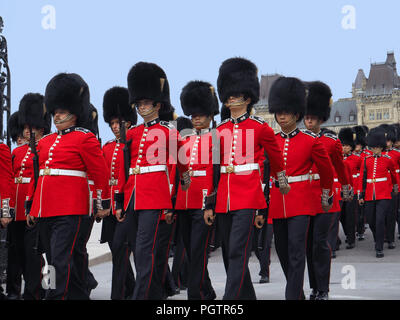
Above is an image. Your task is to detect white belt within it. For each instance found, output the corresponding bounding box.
[14,177,31,184]
[396,169,400,173]
[352,174,359,178]
[109,178,118,186]
[334,178,339,182]
[39,168,87,178]
[287,174,312,183]
[310,174,320,181]
[367,177,387,183]
[88,180,94,185]
[221,163,259,174]
[129,165,167,175]
[190,170,206,177]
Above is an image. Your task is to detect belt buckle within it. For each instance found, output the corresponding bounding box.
[189,170,194,177]
[132,166,140,175]
[110,178,117,186]
[372,178,376,183]
[43,168,51,176]
[226,165,235,174]
[16,177,23,184]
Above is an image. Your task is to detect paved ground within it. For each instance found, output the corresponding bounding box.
[86,221,400,300]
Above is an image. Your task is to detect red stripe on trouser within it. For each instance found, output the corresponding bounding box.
[300,217,310,300]
[236,210,255,299]
[144,211,161,299]
[62,216,82,300]
[199,227,211,300]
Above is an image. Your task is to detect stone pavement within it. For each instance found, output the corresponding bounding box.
[87,221,400,300]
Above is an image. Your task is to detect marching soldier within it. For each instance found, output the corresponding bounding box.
[102,87,137,300]
[215,57,289,300]
[268,76,334,300]
[8,112,26,146]
[26,73,110,300]
[378,124,400,249]
[114,62,191,300]
[338,128,361,250]
[175,80,219,300]
[6,93,50,300]
[303,81,352,300]
[353,126,369,240]
[359,127,399,258]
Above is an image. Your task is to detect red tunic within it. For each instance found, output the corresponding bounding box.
[115,118,188,211]
[215,114,284,213]
[269,128,334,219]
[309,131,350,214]
[175,129,214,210]
[12,144,35,221]
[0,142,15,213]
[29,127,110,218]
[359,154,398,201]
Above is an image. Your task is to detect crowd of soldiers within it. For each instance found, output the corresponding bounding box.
[0,57,399,301]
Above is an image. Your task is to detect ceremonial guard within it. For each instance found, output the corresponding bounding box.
[175,80,218,300]
[8,112,26,146]
[215,57,289,300]
[303,81,351,300]
[337,128,361,250]
[0,136,15,232]
[379,124,400,249]
[359,127,398,258]
[26,73,110,300]
[6,93,50,300]
[268,76,334,300]
[102,87,137,300]
[353,126,369,240]
[114,62,190,300]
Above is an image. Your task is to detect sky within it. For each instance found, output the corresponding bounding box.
[1,0,399,143]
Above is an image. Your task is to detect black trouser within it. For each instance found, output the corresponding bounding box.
[253,224,273,278]
[306,212,335,293]
[327,211,341,254]
[131,209,162,300]
[365,199,392,251]
[179,209,215,300]
[356,202,366,235]
[384,192,397,243]
[6,221,25,297]
[41,215,83,300]
[67,215,95,300]
[23,222,45,300]
[100,213,117,244]
[273,215,310,300]
[111,211,136,300]
[218,209,256,300]
[148,219,175,299]
[171,235,189,290]
[339,199,356,245]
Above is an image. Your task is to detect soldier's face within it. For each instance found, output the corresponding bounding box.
[354,144,363,153]
[53,109,77,131]
[303,115,322,132]
[23,125,44,140]
[387,140,393,149]
[135,100,160,118]
[342,144,352,155]
[110,119,120,138]
[276,112,298,131]
[371,147,383,155]
[191,114,211,130]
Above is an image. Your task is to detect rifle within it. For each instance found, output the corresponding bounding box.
[258,155,270,251]
[119,118,131,218]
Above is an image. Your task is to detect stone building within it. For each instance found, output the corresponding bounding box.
[254,52,400,132]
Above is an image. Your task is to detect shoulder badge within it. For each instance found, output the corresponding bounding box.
[249,115,265,124]
[74,127,91,134]
[104,139,116,146]
[323,132,338,141]
[159,120,175,130]
[217,119,230,128]
[383,154,392,159]
[301,129,317,138]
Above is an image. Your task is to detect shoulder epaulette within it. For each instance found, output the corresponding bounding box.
[181,130,196,140]
[383,154,391,159]
[74,127,91,134]
[159,120,175,130]
[323,132,338,141]
[352,153,361,157]
[301,129,317,138]
[391,148,400,153]
[217,119,230,128]
[13,142,28,149]
[249,115,265,124]
[104,139,116,146]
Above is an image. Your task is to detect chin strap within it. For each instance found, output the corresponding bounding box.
[54,113,74,125]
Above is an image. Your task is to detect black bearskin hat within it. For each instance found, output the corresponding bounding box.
[220,105,231,122]
[367,127,387,149]
[18,93,51,135]
[176,116,193,133]
[44,73,90,121]
[352,125,367,148]
[181,81,219,117]
[391,123,400,142]
[378,123,396,143]
[8,111,23,143]
[304,81,332,122]
[217,57,259,112]
[268,76,306,122]
[338,127,355,150]
[127,62,173,116]
[103,86,137,125]
[159,106,178,122]
[79,103,99,136]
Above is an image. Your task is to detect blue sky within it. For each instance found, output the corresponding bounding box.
[1,0,399,143]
